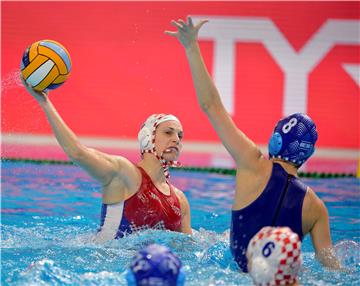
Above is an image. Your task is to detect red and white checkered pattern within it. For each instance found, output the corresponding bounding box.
[138,113,181,179]
[130,220,166,233]
[247,226,302,286]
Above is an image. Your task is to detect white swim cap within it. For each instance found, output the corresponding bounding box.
[246,227,302,286]
[138,113,181,178]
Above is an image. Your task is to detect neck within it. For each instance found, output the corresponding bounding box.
[272,158,299,176]
[138,153,167,182]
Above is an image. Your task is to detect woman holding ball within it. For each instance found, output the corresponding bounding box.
[21,78,192,243]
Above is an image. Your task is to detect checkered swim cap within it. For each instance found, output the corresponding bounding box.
[268,113,317,167]
[246,227,302,286]
[138,114,181,178]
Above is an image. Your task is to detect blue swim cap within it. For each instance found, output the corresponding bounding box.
[126,244,185,286]
[268,113,318,167]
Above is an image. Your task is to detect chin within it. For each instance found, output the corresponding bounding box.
[163,153,179,161]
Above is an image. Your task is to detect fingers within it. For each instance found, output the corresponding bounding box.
[170,17,208,32]
[20,75,33,91]
[20,75,26,86]
[178,18,186,27]
[171,20,184,30]
[20,75,31,90]
[19,73,48,96]
[170,18,192,31]
[42,89,49,96]
[196,19,209,30]
[164,30,177,37]
[187,16,194,27]
[20,74,27,86]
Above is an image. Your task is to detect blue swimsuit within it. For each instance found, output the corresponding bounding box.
[230,163,307,272]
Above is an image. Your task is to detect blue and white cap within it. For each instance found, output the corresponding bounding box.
[268,113,318,167]
[126,244,185,286]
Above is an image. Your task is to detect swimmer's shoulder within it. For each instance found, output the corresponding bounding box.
[303,186,322,212]
[102,156,142,202]
[235,155,273,192]
[172,185,184,198]
[172,187,191,220]
[100,155,139,182]
[302,186,328,234]
[86,148,140,177]
[172,186,189,205]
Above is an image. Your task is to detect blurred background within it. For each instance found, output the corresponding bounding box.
[2,1,359,174]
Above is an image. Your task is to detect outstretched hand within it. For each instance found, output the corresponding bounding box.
[20,75,49,103]
[164,16,208,49]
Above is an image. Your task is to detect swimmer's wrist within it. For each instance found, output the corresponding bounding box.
[37,95,51,108]
[185,42,200,54]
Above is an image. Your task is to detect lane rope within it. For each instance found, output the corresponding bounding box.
[1,157,355,178]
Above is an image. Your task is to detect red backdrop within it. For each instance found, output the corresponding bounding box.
[2,2,359,149]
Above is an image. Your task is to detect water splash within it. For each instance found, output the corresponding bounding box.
[335,240,360,270]
[2,162,359,286]
[17,259,74,286]
[1,70,22,94]
[15,258,127,286]
[2,224,250,286]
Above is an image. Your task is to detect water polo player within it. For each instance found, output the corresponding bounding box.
[247,227,302,286]
[166,17,341,271]
[126,244,185,286]
[21,80,192,242]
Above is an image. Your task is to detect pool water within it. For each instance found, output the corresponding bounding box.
[1,161,359,285]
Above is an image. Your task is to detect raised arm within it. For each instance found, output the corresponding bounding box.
[165,17,263,170]
[21,79,128,187]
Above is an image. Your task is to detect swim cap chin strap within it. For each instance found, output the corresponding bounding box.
[138,114,181,179]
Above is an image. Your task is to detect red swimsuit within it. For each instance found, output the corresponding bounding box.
[99,166,182,238]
